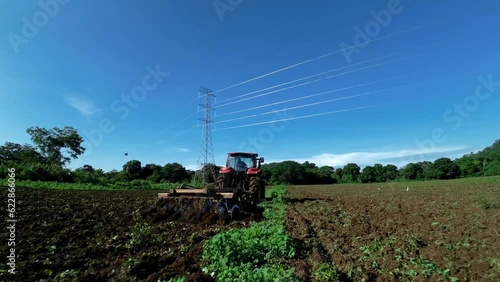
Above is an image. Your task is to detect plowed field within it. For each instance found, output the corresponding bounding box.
[0,188,260,282]
[285,180,500,281]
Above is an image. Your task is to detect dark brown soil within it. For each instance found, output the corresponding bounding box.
[0,188,260,282]
[285,181,500,281]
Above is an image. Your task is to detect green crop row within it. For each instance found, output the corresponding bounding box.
[201,185,297,281]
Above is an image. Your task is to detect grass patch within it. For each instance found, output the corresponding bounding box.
[313,263,340,282]
[201,185,297,281]
[480,198,499,209]
[489,258,500,270]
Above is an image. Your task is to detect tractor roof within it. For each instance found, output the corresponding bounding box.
[228,152,259,157]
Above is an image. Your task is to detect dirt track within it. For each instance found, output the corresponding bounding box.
[0,188,259,282]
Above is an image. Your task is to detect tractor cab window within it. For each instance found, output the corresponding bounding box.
[227,155,254,171]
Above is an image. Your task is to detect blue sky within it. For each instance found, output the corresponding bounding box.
[1,0,499,171]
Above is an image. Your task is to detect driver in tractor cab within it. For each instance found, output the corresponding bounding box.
[236,158,248,171]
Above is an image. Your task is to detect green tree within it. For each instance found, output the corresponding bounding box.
[483,160,500,176]
[453,140,500,177]
[26,126,85,166]
[400,163,424,180]
[425,158,461,180]
[74,165,99,184]
[373,163,386,182]
[123,160,142,180]
[384,164,399,181]
[193,163,220,184]
[342,163,360,183]
[333,168,343,183]
[105,169,128,182]
[163,162,189,183]
[269,161,307,184]
[0,142,43,164]
[360,166,376,183]
[142,163,162,181]
[318,166,335,184]
[455,157,482,177]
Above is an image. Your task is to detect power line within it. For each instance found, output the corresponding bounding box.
[216,105,377,130]
[218,75,405,117]
[156,54,402,134]
[167,32,438,134]
[216,52,398,104]
[214,83,415,125]
[216,51,426,108]
[214,22,435,93]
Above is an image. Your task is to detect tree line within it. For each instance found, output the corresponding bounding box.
[0,126,196,185]
[261,139,500,184]
[1,126,499,186]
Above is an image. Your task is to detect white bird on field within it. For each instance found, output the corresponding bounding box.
[406,186,409,191]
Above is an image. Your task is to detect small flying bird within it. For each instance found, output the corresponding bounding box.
[124,153,128,156]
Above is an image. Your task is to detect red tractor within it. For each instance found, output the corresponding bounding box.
[217,152,266,207]
[157,152,265,219]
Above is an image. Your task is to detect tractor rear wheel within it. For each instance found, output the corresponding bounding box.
[249,176,262,204]
[217,173,230,189]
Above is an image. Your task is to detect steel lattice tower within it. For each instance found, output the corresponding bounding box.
[196,86,216,184]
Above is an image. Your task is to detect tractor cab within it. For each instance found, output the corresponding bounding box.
[217,153,266,201]
[225,152,264,172]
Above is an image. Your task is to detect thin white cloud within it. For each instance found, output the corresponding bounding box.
[185,164,197,170]
[270,146,468,168]
[175,147,190,153]
[163,147,191,153]
[64,95,99,118]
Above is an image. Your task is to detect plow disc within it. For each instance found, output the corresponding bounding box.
[154,187,260,222]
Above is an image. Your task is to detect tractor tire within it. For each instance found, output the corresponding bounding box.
[260,183,266,201]
[249,176,262,204]
[217,173,230,189]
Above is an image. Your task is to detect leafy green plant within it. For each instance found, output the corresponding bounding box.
[201,185,297,281]
[489,258,500,270]
[480,199,499,209]
[53,269,80,282]
[161,276,185,282]
[126,210,157,250]
[314,263,340,282]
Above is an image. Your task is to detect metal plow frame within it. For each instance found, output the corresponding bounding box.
[157,188,243,219]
